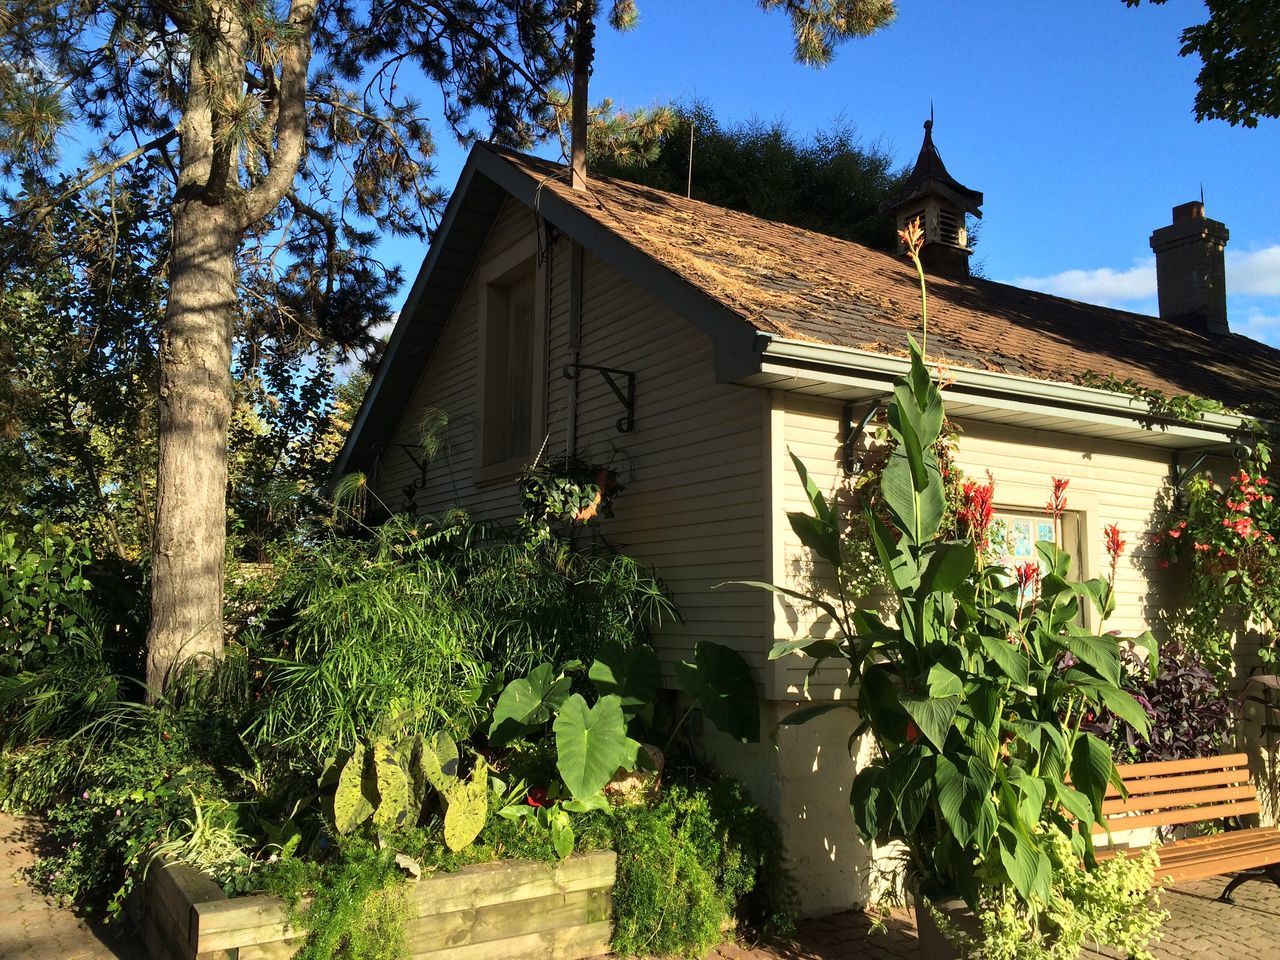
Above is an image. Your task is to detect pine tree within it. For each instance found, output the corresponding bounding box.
[0,0,896,692]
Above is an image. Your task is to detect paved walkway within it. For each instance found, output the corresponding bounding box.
[5,809,1280,959]
[0,814,144,960]
[711,875,1280,960]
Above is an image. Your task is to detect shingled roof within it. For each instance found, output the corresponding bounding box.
[489,144,1280,417]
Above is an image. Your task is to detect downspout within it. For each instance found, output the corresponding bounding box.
[566,239,584,455]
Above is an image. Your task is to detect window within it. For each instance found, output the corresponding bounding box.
[480,266,536,469]
[990,508,1084,579]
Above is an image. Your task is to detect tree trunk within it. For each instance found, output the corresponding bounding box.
[146,199,237,692]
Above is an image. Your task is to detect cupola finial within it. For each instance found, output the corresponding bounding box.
[880,115,982,278]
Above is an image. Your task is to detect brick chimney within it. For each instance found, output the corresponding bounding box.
[1149,201,1229,334]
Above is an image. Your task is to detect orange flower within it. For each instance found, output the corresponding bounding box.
[897,216,925,258]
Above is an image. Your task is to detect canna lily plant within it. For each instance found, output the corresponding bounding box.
[744,223,1156,915]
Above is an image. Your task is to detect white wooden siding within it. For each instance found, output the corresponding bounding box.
[372,199,770,677]
[769,392,1182,700]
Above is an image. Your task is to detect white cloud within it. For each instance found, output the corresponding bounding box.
[1011,243,1280,311]
[1012,259,1156,306]
[1228,246,1280,297]
[1234,308,1280,346]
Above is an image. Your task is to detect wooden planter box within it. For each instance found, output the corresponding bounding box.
[143,851,617,960]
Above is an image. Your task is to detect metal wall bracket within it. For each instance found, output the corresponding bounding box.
[842,398,885,475]
[563,363,636,433]
[372,442,431,512]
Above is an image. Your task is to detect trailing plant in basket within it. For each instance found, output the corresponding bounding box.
[742,223,1159,945]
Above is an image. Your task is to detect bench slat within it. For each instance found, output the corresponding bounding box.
[1105,767,1252,798]
[1112,753,1251,780]
[1093,799,1261,836]
[1101,784,1257,817]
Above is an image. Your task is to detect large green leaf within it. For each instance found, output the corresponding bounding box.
[790,450,834,525]
[935,753,997,850]
[901,692,959,750]
[919,541,976,594]
[489,663,572,746]
[1065,634,1122,686]
[1069,732,1117,825]
[588,641,659,717]
[998,825,1052,901]
[729,580,844,637]
[979,633,1030,688]
[867,508,917,592]
[674,641,760,742]
[788,511,842,571]
[553,694,638,800]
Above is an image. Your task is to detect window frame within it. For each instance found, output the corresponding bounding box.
[474,235,547,484]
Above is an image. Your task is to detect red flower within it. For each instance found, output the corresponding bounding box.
[1045,478,1069,520]
[1104,523,1125,564]
[1015,561,1040,595]
[905,721,920,744]
[526,787,548,808]
[958,475,996,551]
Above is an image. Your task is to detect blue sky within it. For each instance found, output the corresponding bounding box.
[388,0,1280,345]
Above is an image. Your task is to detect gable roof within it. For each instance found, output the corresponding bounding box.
[336,143,1277,479]
[487,144,1280,417]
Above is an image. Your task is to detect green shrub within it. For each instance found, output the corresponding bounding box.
[263,838,409,960]
[610,779,795,958]
[0,519,94,674]
[247,527,489,760]
[19,726,228,921]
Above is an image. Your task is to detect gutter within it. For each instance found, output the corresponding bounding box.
[755,334,1254,449]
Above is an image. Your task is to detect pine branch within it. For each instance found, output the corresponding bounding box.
[240,0,318,228]
[18,127,178,228]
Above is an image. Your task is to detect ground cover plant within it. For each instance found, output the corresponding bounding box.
[0,496,788,958]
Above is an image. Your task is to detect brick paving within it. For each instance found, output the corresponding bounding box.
[0,813,144,960]
[4,807,1280,959]
[711,875,1280,960]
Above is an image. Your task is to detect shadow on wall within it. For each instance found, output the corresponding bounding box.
[700,702,883,917]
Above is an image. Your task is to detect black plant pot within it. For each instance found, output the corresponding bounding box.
[914,897,980,960]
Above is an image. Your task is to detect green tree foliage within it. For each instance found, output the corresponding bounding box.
[1125,0,1279,127]
[1,0,896,690]
[0,174,165,560]
[592,103,906,250]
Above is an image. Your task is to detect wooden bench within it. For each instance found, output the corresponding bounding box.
[1093,753,1280,903]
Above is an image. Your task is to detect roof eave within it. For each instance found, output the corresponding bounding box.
[747,335,1254,451]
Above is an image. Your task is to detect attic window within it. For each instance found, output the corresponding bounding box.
[480,264,536,469]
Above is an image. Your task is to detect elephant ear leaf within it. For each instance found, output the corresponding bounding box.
[588,641,660,717]
[553,694,638,800]
[332,743,376,835]
[674,641,759,743]
[489,663,572,746]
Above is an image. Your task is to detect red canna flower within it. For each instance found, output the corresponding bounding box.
[958,475,996,552]
[1104,523,1125,563]
[526,787,548,808]
[1015,561,1040,595]
[905,720,920,745]
[1045,477,1070,520]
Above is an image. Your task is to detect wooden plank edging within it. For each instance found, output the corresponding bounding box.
[145,850,618,959]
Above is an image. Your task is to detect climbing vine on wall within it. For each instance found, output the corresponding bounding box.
[1156,441,1280,679]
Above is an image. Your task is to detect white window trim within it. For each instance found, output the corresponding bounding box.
[474,234,548,485]
[990,479,1102,630]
